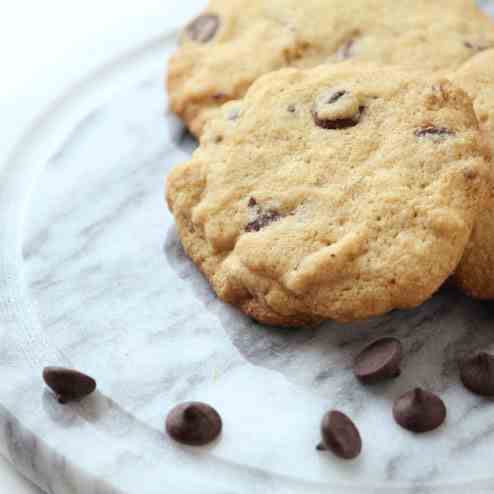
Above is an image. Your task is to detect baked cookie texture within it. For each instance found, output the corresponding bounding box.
[167,0,494,138]
[451,49,494,299]
[167,63,489,326]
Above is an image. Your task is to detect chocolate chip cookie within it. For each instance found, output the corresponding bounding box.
[451,49,494,299]
[167,0,494,137]
[166,63,488,326]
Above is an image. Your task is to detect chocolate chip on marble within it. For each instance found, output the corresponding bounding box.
[166,402,222,446]
[460,352,494,397]
[287,104,297,113]
[185,14,220,43]
[354,337,402,384]
[317,410,362,460]
[43,367,96,404]
[415,127,455,140]
[393,388,446,433]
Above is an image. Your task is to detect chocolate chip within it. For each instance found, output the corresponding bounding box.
[166,402,222,446]
[245,210,280,232]
[287,104,296,113]
[317,410,362,460]
[313,107,364,130]
[246,198,281,232]
[415,127,455,139]
[393,388,446,433]
[43,367,96,403]
[354,337,402,384]
[185,14,220,43]
[460,352,494,397]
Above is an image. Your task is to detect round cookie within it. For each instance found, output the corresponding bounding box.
[451,49,494,299]
[166,63,489,326]
[167,0,494,138]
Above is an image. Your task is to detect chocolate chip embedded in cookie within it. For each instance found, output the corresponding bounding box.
[245,198,281,232]
[415,127,456,140]
[312,89,363,129]
[166,63,488,326]
[166,0,494,137]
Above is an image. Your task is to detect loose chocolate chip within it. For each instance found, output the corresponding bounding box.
[393,388,446,433]
[354,337,402,384]
[460,352,494,397]
[246,210,280,232]
[415,127,455,139]
[43,367,96,403]
[185,14,220,43]
[313,107,364,130]
[287,104,296,113]
[317,410,362,460]
[248,197,257,208]
[166,402,222,446]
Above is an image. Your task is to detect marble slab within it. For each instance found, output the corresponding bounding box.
[1,3,494,493]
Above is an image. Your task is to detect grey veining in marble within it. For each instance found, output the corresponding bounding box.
[1,4,494,493]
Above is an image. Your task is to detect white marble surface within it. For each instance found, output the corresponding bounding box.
[1,2,494,494]
[0,456,42,494]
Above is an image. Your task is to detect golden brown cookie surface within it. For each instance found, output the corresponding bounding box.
[451,49,494,299]
[167,0,494,137]
[167,63,488,325]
